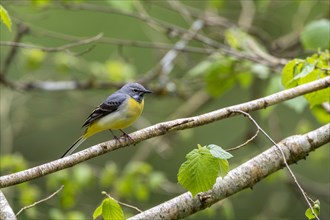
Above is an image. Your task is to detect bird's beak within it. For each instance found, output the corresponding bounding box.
[144,88,153,94]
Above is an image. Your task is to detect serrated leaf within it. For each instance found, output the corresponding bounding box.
[218,159,229,177]
[207,144,233,159]
[305,200,320,220]
[0,4,12,31]
[178,145,232,197]
[102,197,124,220]
[93,203,103,220]
[178,148,219,196]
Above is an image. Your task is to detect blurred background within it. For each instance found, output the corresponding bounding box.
[0,0,329,219]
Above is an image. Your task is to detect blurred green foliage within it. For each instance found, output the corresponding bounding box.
[301,19,330,50]
[0,4,12,31]
[282,51,329,123]
[0,0,329,219]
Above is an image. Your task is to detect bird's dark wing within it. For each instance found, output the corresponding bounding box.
[81,92,126,128]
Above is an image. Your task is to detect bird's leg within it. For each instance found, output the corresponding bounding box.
[119,129,135,145]
[109,129,121,143]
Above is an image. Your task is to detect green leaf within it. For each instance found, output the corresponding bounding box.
[311,105,330,124]
[293,62,316,80]
[177,145,232,196]
[305,200,320,220]
[281,51,329,112]
[281,59,304,88]
[301,19,330,50]
[178,148,218,196]
[218,158,230,177]
[93,203,103,220]
[101,197,124,220]
[207,144,233,159]
[0,4,12,31]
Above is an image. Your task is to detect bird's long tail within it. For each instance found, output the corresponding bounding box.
[61,136,87,158]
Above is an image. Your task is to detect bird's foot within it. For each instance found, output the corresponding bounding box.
[119,129,135,145]
[109,130,121,143]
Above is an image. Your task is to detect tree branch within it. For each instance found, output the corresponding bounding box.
[16,185,64,216]
[142,18,205,83]
[0,190,16,220]
[56,2,287,68]
[0,23,29,76]
[231,110,320,219]
[0,77,328,188]
[0,33,103,53]
[128,123,329,220]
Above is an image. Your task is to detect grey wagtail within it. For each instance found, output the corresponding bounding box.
[61,83,152,158]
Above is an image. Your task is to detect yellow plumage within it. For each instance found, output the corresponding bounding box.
[61,83,151,158]
[83,98,144,138]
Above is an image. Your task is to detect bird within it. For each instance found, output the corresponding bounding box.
[61,82,152,158]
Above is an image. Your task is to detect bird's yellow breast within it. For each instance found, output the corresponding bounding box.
[84,97,144,138]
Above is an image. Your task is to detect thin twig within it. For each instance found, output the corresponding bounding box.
[0,39,218,55]
[1,23,29,76]
[231,110,320,220]
[102,192,143,213]
[227,128,259,152]
[16,185,64,216]
[142,19,205,83]
[238,0,256,30]
[0,33,103,53]
[117,201,143,213]
[58,2,286,68]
